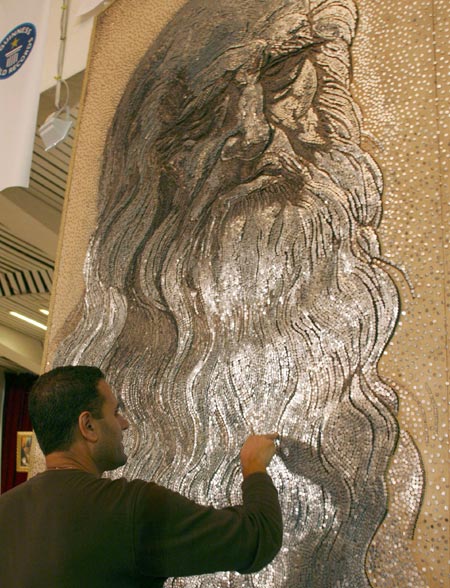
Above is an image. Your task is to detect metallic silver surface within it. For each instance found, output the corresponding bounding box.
[55,1,424,586]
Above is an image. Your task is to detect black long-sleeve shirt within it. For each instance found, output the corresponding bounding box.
[0,469,282,587]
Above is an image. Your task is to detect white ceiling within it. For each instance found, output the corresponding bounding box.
[0,0,94,373]
[41,0,94,93]
[0,1,119,373]
[0,71,84,373]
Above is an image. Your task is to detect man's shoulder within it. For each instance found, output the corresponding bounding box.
[0,477,29,504]
[0,470,171,513]
[40,470,155,499]
[0,471,152,504]
[0,475,39,520]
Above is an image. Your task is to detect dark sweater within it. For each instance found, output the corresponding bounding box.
[0,470,282,587]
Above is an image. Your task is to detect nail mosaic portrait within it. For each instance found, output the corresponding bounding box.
[55,1,426,586]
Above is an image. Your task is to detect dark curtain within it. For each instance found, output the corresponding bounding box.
[1,373,37,493]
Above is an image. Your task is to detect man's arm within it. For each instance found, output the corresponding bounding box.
[135,434,282,579]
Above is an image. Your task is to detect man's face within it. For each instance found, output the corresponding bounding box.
[92,379,129,473]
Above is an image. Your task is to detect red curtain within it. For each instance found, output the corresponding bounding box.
[1,373,37,493]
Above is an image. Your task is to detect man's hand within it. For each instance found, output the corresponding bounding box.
[240,433,279,478]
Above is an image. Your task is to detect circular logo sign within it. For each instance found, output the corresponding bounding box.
[0,23,37,80]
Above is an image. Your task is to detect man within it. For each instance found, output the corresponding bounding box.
[0,365,282,588]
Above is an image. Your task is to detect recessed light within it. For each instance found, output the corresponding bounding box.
[9,311,47,331]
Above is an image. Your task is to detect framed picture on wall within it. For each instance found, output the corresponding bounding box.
[16,431,33,473]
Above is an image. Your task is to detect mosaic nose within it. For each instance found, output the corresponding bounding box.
[221,82,272,162]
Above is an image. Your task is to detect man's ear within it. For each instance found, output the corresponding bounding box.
[78,411,99,442]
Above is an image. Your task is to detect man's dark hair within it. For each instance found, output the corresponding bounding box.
[29,365,105,455]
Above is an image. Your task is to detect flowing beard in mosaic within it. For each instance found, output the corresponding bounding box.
[54,0,424,586]
[127,148,400,588]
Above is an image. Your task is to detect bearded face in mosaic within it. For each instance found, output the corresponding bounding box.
[56,1,421,586]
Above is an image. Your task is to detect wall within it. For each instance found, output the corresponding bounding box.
[40,1,449,586]
[352,3,449,586]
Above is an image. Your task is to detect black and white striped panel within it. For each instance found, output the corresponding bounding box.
[0,269,53,296]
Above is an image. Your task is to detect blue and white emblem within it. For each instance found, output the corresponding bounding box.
[0,23,37,79]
